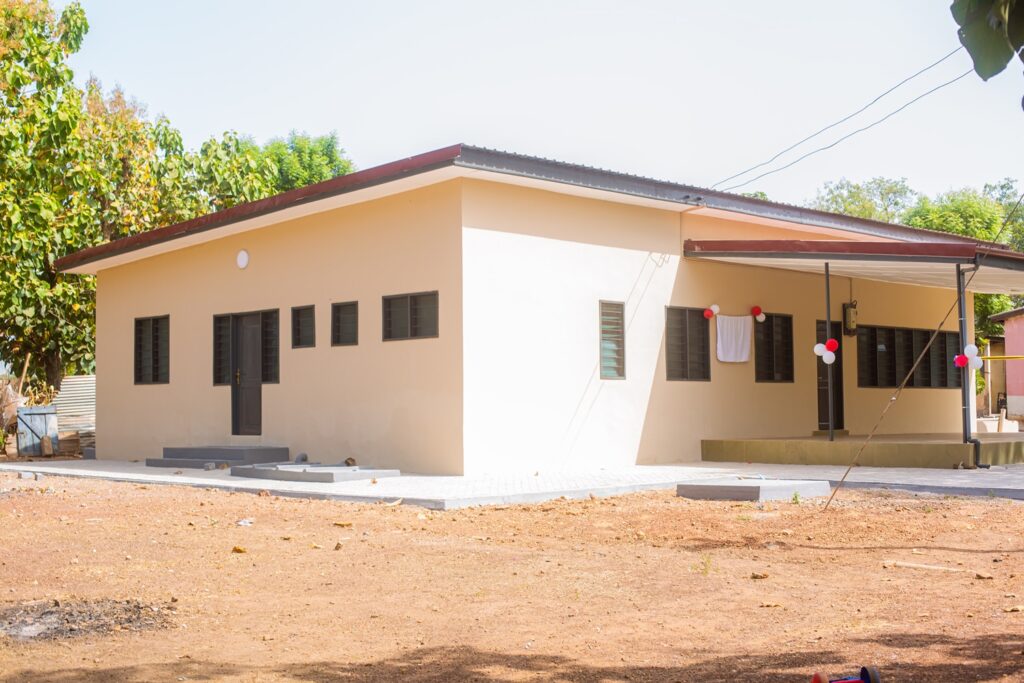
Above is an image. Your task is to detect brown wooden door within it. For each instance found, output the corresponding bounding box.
[816,320,845,430]
[232,313,262,435]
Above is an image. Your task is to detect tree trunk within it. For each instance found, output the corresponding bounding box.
[43,350,63,392]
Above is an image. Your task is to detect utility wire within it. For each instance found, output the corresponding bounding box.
[824,189,1024,511]
[721,69,973,193]
[711,46,964,189]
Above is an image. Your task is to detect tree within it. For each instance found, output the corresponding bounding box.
[0,0,93,390]
[904,188,1011,338]
[984,178,1024,252]
[904,188,1006,241]
[810,177,916,223]
[951,0,1024,108]
[0,0,285,389]
[262,131,353,193]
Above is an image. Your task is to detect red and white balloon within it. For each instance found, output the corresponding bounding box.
[954,343,983,371]
[813,338,839,365]
[751,305,765,323]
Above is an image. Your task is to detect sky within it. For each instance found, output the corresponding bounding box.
[55,1,1024,206]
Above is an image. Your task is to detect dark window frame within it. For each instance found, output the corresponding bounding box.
[260,310,280,384]
[211,309,280,386]
[665,306,711,382]
[599,300,626,380]
[754,313,794,383]
[382,291,439,341]
[856,324,961,389]
[291,305,316,349]
[331,301,359,347]
[134,315,170,385]
[213,314,232,386]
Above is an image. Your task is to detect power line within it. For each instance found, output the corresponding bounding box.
[711,46,965,190]
[720,69,973,193]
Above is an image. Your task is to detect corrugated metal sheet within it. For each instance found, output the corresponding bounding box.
[53,374,96,432]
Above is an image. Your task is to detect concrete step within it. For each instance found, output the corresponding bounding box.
[161,446,289,463]
[145,457,240,469]
[229,464,402,483]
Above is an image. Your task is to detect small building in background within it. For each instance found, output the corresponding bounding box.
[987,309,1024,417]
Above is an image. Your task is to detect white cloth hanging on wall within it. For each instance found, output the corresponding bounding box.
[716,315,752,362]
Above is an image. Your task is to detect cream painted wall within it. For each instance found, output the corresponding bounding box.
[94,175,976,476]
[96,181,464,474]
[461,180,973,473]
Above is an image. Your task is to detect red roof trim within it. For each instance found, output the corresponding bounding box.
[55,143,464,272]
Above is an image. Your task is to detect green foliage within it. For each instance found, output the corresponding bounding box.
[811,177,916,223]
[0,0,352,389]
[951,0,1024,80]
[903,188,1006,241]
[0,0,94,389]
[951,0,1024,108]
[263,131,353,193]
[905,189,1011,341]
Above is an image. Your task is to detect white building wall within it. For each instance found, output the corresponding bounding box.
[462,226,679,474]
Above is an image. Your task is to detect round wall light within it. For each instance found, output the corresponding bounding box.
[236,249,249,269]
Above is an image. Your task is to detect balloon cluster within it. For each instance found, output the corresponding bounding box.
[702,304,766,322]
[953,344,984,371]
[813,338,839,365]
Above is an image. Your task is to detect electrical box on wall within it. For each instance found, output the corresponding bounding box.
[843,301,858,336]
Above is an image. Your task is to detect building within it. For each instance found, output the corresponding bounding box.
[990,308,1024,418]
[56,145,1024,474]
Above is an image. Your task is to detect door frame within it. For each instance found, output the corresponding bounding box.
[229,311,265,436]
[816,320,845,431]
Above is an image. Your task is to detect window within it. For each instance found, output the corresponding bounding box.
[212,311,279,384]
[857,325,960,389]
[134,315,169,384]
[383,291,438,340]
[213,315,231,385]
[666,307,710,381]
[291,306,315,348]
[261,310,279,383]
[754,313,794,382]
[600,301,625,379]
[331,302,358,346]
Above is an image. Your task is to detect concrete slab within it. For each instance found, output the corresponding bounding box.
[676,478,831,501]
[5,460,1024,508]
[229,464,402,483]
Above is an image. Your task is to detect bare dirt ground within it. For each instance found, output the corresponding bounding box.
[0,473,1022,682]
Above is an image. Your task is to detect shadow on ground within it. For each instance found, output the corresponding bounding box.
[3,632,1024,682]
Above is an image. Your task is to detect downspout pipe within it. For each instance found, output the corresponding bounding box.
[956,263,988,469]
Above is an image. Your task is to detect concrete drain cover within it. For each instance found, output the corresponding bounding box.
[0,598,174,641]
[676,478,831,502]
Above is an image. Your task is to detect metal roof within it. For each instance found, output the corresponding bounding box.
[52,374,96,432]
[683,239,1024,294]
[990,306,1024,322]
[55,143,1005,274]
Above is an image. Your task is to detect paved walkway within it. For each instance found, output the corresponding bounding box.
[2,460,1024,509]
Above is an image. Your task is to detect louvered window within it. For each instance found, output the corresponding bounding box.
[666,307,710,381]
[331,302,358,346]
[600,301,625,380]
[291,305,315,348]
[383,292,438,340]
[261,310,279,383]
[134,315,169,384]
[754,314,794,382]
[857,325,960,388]
[213,315,231,385]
